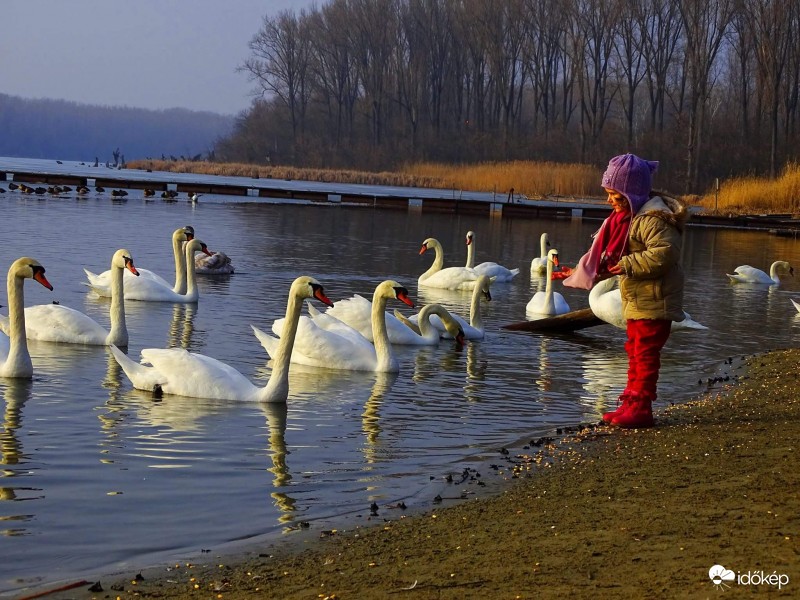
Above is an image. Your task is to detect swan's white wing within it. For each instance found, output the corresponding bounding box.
[259,317,378,371]
[140,348,258,400]
[473,262,519,281]
[320,296,428,345]
[792,298,800,313]
[726,265,772,284]
[110,344,167,391]
[672,311,708,331]
[419,266,481,290]
[84,267,170,296]
[530,257,547,274]
[0,331,9,363]
[18,304,109,344]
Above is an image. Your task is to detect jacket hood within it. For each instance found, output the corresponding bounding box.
[636,192,689,232]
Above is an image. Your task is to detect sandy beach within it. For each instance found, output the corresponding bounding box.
[32,348,799,599]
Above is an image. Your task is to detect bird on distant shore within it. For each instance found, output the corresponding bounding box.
[190,193,202,204]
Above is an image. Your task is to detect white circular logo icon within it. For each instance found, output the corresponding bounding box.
[709,564,735,588]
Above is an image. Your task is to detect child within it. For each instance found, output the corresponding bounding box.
[563,153,688,428]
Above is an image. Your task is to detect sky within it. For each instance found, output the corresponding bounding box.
[0,0,317,116]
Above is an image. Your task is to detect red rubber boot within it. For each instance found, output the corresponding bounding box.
[602,392,632,423]
[610,391,654,428]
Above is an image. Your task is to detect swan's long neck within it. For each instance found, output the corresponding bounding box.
[184,244,199,301]
[259,289,304,401]
[3,271,32,377]
[469,284,484,329]
[106,263,129,346]
[543,259,556,313]
[769,262,780,282]
[172,235,188,294]
[417,304,443,340]
[465,240,475,269]
[419,242,444,282]
[540,235,548,259]
[372,290,396,372]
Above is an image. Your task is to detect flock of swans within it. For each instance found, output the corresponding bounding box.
[1,224,797,402]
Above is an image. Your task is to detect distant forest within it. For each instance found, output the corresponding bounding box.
[0,93,234,164]
[215,0,800,195]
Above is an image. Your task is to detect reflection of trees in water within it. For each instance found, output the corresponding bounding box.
[1,380,33,505]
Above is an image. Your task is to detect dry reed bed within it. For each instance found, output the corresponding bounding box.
[127,159,800,216]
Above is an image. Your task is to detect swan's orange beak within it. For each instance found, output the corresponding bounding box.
[125,256,140,277]
[200,244,214,257]
[395,287,415,308]
[419,243,428,255]
[466,236,472,246]
[455,330,466,346]
[33,267,54,291]
[312,285,334,307]
[553,255,560,267]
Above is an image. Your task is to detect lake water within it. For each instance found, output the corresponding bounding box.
[1,190,799,595]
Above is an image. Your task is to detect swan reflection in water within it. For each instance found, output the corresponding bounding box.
[1,379,33,507]
[361,372,399,466]
[166,303,197,350]
[579,347,629,419]
[260,401,296,523]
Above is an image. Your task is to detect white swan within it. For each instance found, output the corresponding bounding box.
[317,294,461,345]
[727,261,794,285]
[419,238,484,290]
[0,249,139,346]
[464,231,519,281]
[530,232,551,275]
[526,249,570,316]
[85,226,194,296]
[404,274,492,340]
[792,298,800,313]
[0,258,54,378]
[87,239,212,302]
[196,251,234,275]
[589,275,708,331]
[109,276,334,402]
[252,280,415,372]
[391,303,466,345]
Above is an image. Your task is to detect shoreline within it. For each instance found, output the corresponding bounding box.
[31,348,800,599]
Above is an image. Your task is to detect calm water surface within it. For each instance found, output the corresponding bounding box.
[1,193,799,594]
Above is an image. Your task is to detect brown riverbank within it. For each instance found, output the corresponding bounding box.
[38,349,799,600]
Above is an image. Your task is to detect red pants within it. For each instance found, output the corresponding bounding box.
[624,319,672,399]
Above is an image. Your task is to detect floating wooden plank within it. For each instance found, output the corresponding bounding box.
[502,307,606,333]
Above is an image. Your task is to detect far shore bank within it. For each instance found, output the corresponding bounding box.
[34,348,799,600]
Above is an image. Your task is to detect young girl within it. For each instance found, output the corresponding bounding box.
[563,153,688,428]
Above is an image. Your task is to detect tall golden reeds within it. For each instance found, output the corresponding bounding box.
[697,163,800,215]
[128,159,602,200]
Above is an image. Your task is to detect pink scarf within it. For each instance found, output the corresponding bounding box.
[563,210,631,290]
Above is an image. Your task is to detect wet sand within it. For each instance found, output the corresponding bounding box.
[35,349,799,599]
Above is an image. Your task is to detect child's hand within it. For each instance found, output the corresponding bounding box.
[608,263,624,275]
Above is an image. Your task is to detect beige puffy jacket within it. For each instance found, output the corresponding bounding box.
[617,194,688,321]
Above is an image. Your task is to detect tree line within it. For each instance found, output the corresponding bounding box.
[215,0,800,195]
[0,94,234,164]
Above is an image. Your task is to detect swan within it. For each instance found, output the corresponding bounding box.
[418,238,484,290]
[196,251,234,275]
[403,274,492,340]
[792,298,800,313]
[0,258,54,378]
[252,280,415,372]
[390,304,466,345]
[316,294,461,345]
[526,249,570,316]
[530,232,551,275]
[726,261,794,285]
[109,276,334,402]
[589,275,708,331]
[464,231,519,282]
[87,239,212,302]
[85,226,195,296]
[0,249,139,346]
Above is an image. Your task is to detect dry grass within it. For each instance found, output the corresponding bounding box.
[127,158,800,215]
[127,159,601,199]
[696,163,800,215]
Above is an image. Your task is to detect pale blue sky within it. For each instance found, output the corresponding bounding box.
[1,0,317,115]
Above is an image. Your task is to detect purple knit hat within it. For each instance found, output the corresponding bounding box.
[601,154,659,214]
